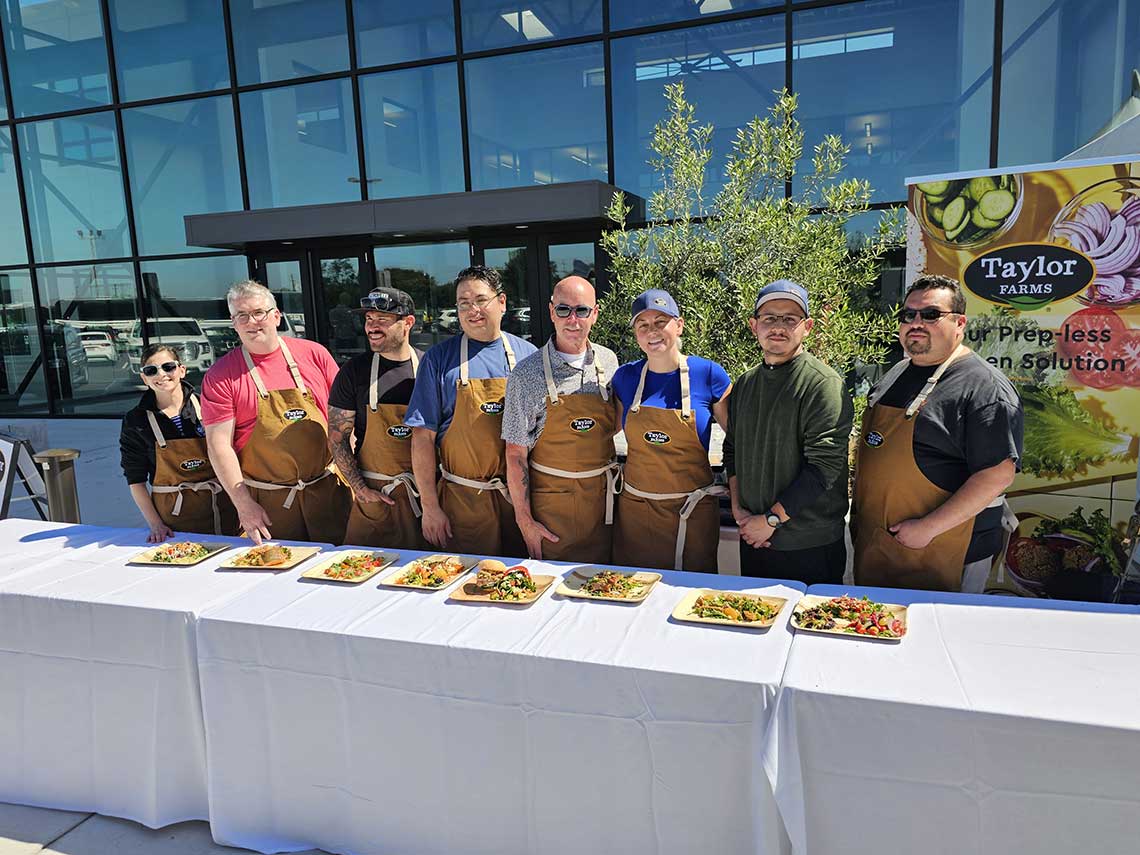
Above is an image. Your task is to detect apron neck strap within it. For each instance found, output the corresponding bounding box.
[189,393,201,420]
[543,339,608,404]
[146,409,166,448]
[542,344,559,405]
[243,341,306,398]
[631,356,690,419]
[460,333,515,386]
[277,338,306,394]
[369,349,418,411]
[905,344,969,419]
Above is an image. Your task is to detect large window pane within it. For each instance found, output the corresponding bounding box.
[37,263,140,414]
[461,1,601,51]
[1,0,111,117]
[141,255,249,366]
[374,241,470,349]
[241,79,360,208]
[612,17,785,198]
[123,97,243,255]
[999,0,1140,165]
[466,43,607,190]
[794,1,993,203]
[109,0,230,101]
[229,0,349,85]
[611,0,781,31]
[0,130,28,266]
[19,113,131,263]
[0,270,48,414]
[361,64,464,199]
[354,0,455,67]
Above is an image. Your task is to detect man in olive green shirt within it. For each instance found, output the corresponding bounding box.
[725,280,853,583]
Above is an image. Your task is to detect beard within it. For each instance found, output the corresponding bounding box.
[903,334,932,356]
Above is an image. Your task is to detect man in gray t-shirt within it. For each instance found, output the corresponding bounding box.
[503,276,621,562]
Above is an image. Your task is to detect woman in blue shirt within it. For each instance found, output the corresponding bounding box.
[612,289,731,572]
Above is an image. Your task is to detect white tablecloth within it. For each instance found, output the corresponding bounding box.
[0,519,330,828]
[196,550,804,855]
[763,584,1140,855]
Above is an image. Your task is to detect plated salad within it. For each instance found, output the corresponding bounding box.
[580,570,649,599]
[794,595,906,639]
[690,592,779,624]
[149,542,210,564]
[322,553,389,581]
[396,555,467,588]
[232,544,292,567]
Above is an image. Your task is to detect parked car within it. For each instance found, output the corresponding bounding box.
[125,317,214,374]
[79,331,116,362]
[435,308,460,334]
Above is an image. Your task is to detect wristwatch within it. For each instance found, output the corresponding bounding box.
[765,512,783,529]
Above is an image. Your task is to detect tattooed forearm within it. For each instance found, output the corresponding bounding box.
[328,406,369,494]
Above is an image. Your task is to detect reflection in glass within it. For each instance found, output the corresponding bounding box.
[354,0,455,67]
[108,0,230,101]
[611,17,785,198]
[19,113,131,263]
[611,0,781,31]
[36,263,141,414]
[461,0,601,51]
[360,65,464,199]
[483,246,533,341]
[140,255,250,361]
[229,0,350,85]
[260,260,307,329]
[374,241,470,349]
[549,242,596,285]
[1,0,111,117]
[0,130,29,266]
[241,79,361,208]
[320,256,364,362]
[999,0,1140,165]
[793,1,993,203]
[123,98,242,255]
[466,44,607,190]
[0,270,48,414]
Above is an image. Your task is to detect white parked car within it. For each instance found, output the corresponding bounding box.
[79,331,116,362]
[125,317,215,374]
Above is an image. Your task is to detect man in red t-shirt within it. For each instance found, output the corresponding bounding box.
[202,281,349,544]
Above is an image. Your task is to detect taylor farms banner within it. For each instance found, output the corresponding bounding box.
[906,156,1139,601]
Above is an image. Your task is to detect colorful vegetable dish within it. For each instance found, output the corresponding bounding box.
[322,552,388,581]
[794,595,906,638]
[690,592,778,624]
[233,544,292,567]
[580,570,649,599]
[396,555,466,588]
[149,542,210,564]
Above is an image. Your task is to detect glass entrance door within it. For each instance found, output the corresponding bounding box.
[475,239,539,343]
[314,252,371,363]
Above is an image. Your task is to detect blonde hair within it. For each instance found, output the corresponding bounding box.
[225,280,277,316]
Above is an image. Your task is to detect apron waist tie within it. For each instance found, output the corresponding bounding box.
[438,465,512,505]
[623,481,728,570]
[243,467,334,510]
[360,470,423,519]
[530,460,623,525]
[151,480,225,533]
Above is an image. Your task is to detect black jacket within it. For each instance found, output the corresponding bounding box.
[119,381,207,485]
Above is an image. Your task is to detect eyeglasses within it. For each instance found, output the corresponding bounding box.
[231,307,276,325]
[897,307,957,325]
[552,303,595,319]
[753,313,806,328]
[456,292,502,313]
[141,361,179,377]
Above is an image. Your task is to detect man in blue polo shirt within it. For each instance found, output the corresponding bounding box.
[406,265,537,556]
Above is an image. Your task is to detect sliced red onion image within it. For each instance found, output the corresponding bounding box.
[1055,192,1140,304]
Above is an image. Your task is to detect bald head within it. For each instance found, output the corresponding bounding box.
[551,275,595,306]
[548,275,598,356]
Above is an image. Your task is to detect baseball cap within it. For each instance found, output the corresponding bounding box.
[355,287,415,317]
[753,279,810,317]
[630,289,680,325]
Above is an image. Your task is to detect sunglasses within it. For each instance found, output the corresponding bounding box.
[360,293,408,314]
[552,303,595,319]
[897,307,958,324]
[141,361,180,377]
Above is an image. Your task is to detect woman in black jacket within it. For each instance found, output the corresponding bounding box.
[120,344,236,541]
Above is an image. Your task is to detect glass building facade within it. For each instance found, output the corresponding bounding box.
[0,0,1136,415]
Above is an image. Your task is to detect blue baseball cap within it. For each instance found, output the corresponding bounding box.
[630,289,680,324]
[754,279,810,317]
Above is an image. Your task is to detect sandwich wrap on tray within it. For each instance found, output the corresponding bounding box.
[475,559,509,590]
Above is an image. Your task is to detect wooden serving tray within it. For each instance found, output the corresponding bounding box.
[300,550,399,584]
[448,573,556,605]
[376,554,480,591]
[671,589,787,630]
[790,594,908,642]
[555,568,662,603]
[128,541,232,566]
[219,544,322,571]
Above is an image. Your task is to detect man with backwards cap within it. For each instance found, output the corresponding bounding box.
[327,286,427,549]
[724,279,853,584]
[611,289,732,573]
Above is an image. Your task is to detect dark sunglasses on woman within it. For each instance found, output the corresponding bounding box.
[140,361,180,377]
[552,303,594,319]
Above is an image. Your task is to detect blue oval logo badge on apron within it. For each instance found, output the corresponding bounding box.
[386,425,412,439]
[570,417,596,433]
[865,430,884,448]
[283,408,307,422]
[179,458,207,472]
[480,401,504,415]
[644,430,671,445]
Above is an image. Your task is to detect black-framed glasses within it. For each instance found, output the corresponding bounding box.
[140,361,179,377]
[552,303,595,319]
[897,307,958,325]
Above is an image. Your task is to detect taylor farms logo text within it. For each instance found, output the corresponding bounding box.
[386,425,412,439]
[570,418,596,433]
[179,458,207,472]
[283,408,307,422]
[643,430,670,445]
[963,243,1093,309]
[480,401,504,415]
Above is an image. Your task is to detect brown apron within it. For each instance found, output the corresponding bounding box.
[148,395,237,535]
[237,339,350,544]
[613,357,727,572]
[528,344,620,563]
[437,334,525,558]
[853,344,1000,592]
[343,350,427,550]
